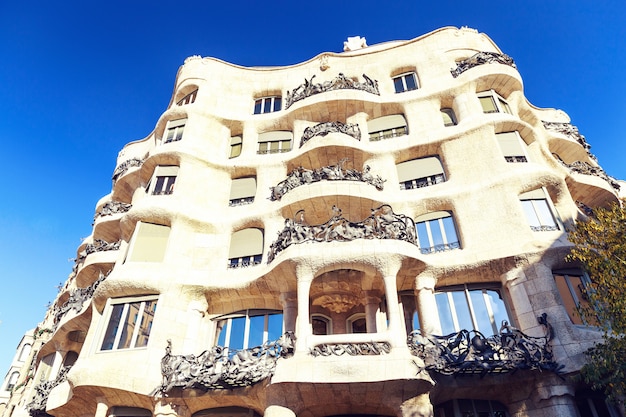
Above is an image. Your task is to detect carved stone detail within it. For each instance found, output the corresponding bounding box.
[450,52,516,78]
[542,121,597,162]
[553,154,620,191]
[268,205,416,262]
[407,313,563,376]
[27,366,71,417]
[310,342,391,357]
[269,158,385,201]
[301,121,361,146]
[53,272,109,326]
[285,73,379,109]
[93,201,131,223]
[154,333,295,394]
[112,158,143,182]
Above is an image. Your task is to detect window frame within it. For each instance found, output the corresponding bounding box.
[311,314,332,335]
[519,188,559,232]
[253,96,282,114]
[553,270,592,325]
[496,131,528,163]
[228,228,264,268]
[125,222,171,263]
[98,295,158,352]
[147,165,178,196]
[415,211,460,254]
[367,114,408,142]
[229,136,242,159]
[440,108,457,127]
[257,131,293,155]
[229,177,256,206]
[392,72,419,93]
[478,90,512,115]
[177,89,198,106]
[214,309,283,351]
[163,119,186,144]
[397,156,446,190]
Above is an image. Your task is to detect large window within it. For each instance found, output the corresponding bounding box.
[125,222,171,263]
[229,177,256,206]
[478,90,512,115]
[164,119,186,143]
[229,136,242,159]
[496,131,528,163]
[253,96,282,114]
[435,285,510,336]
[215,310,283,351]
[397,156,445,190]
[177,89,197,106]
[554,270,591,325]
[100,296,157,351]
[257,131,293,154]
[147,165,178,195]
[415,211,460,254]
[18,343,31,362]
[311,314,331,335]
[393,72,418,93]
[519,189,559,231]
[6,371,19,391]
[435,399,509,417]
[368,114,408,141]
[228,228,263,268]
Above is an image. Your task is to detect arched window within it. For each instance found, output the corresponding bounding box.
[397,156,445,190]
[478,90,512,115]
[392,72,418,93]
[228,228,263,268]
[215,310,283,351]
[229,136,242,159]
[415,211,460,254]
[347,314,367,333]
[62,351,79,367]
[164,119,186,143]
[177,89,197,106]
[311,314,331,335]
[368,114,407,141]
[6,371,19,391]
[254,96,282,114]
[108,406,152,417]
[18,343,31,362]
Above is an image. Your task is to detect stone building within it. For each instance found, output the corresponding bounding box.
[2,27,623,417]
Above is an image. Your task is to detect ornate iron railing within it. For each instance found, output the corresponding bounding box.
[27,366,71,417]
[400,174,445,190]
[450,52,517,78]
[542,121,596,161]
[504,156,528,163]
[553,154,620,191]
[300,121,361,146]
[310,342,391,357]
[269,158,385,201]
[228,197,255,207]
[268,205,416,262]
[285,73,379,109]
[53,271,109,326]
[85,239,121,255]
[420,241,461,254]
[93,201,131,223]
[407,313,563,377]
[112,158,143,183]
[154,333,295,394]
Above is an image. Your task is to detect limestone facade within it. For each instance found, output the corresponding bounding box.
[2,27,623,417]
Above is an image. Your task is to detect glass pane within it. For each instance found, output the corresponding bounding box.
[435,292,455,334]
[430,219,444,247]
[470,290,493,334]
[216,320,227,346]
[442,216,458,247]
[165,177,176,194]
[263,98,271,113]
[134,301,156,348]
[175,125,184,140]
[417,222,431,250]
[534,199,557,228]
[154,177,165,194]
[441,110,454,126]
[280,139,291,151]
[405,74,417,90]
[452,291,473,331]
[521,200,541,228]
[248,315,265,348]
[312,317,329,335]
[230,143,242,158]
[499,97,512,114]
[412,311,420,331]
[479,96,498,113]
[486,290,510,330]
[270,141,279,152]
[273,97,282,112]
[258,142,268,153]
[166,128,175,141]
[101,304,124,350]
[228,316,246,350]
[267,313,283,341]
[351,318,367,333]
[254,99,262,114]
[393,77,404,93]
[458,399,475,416]
[555,275,582,324]
[118,302,142,349]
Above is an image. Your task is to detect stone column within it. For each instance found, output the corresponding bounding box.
[382,261,405,348]
[94,399,108,417]
[363,292,381,333]
[415,274,442,336]
[183,299,208,352]
[295,269,314,352]
[264,405,296,417]
[280,292,298,333]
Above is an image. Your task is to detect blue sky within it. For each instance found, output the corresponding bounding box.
[1,0,625,373]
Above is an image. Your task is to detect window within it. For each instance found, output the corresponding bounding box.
[435,285,510,336]
[441,108,457,126]
[496,131,528,163]
[435,399,509,417]
[100,296,157,351]
[108,406,152,417]
[415,211,460,254]
[478,90,512,115]
[253,96,282,114]
[311,315,331,335]
[228,228,263,268]
[164,119,186,143]
[125,222,171,263]
[257,131,293,154]
[6,371,19,391]
[554,270,591,325]
[215,310,283,351]
[229,136,242,159]
[229,177,256,206]
[347,314,367,333]
[177,89,197,106]
[519,189,559,231]
[367,114,408,141]
[397,157,446,190]
[147,165,178,195]
[18,343,31,362]
[393,72,418,93]
[575,391,620,417]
